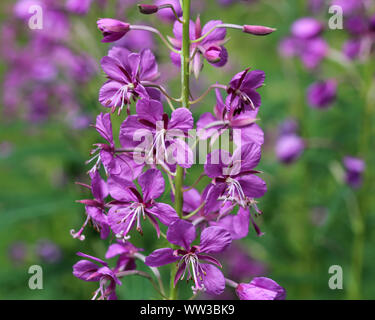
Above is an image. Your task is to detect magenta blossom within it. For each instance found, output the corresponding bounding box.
[204,143,267,211]
[107,169,179,240]
[180,187,264,238]
[343,156,365,189]
[226,69,265,116]
[120,99,194,170]
[197,88,264,146]
[66,0,93,15]
[88,112,142,178]
[73,252,121,300]
[170,17,228,78]
[291,17,323,39]
[307,80,337,109]
[105,241,143,272]
[146,220,231,295]
[99,47,160,114]
[279,17,328,69]
[236,277,286,300]
[71,171,110,241]
[97,18,130,43]
[275,134,305,164]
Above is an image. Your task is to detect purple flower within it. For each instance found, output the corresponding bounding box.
[73,252,121,300]
[291,17,323,39]
[279,17,328,69]
[343,39,361,60]
[66,0,92,15]
[226,69,265,116]
[154,0,182,22]
[331,0,364,15]
[36,240,62,264]
[181,187,264,238]
[71,171,110,241]
[107,169,179,239]
[88,112,143,178]
[99,47,160,114]
[105,241,143,272]
[275,134,305,164]
[197,88,264,146]
[170,18,228,77]
[236,277,286,300]
[307,80,337,109]
[278,118,299,136]
[308,0,325,14]
[97,18,130,43]
[343,156,365,189]
[119,99,194,169]
[145,220,231,295]
[8,241,27,265]
[204,143,267,211]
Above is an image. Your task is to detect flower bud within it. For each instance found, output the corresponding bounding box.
[236,277,286,300]
[138,4,159,14]
[204,46,222,63]
[97,18,130,43]
[243,25,276,36]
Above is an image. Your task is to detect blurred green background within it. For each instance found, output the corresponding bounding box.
[0,0,374,299]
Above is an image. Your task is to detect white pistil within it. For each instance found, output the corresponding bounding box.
[225,177,246,207]
[179,253,205,294]
[116,203,145,239]
[108,84,133,112]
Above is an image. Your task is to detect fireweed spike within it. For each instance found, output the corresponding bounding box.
[73,0,284,301]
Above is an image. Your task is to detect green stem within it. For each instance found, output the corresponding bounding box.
[169,0,191,301]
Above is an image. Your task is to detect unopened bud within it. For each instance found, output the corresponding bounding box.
[204,46,222,63]
[97,18,130,42]
[138,4,159,14]
[243,25,276,36]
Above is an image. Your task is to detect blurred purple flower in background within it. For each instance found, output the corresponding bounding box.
[114,26,156,51]
[275,119,305,165]
[8,242,27,265]
[216,244,267,281]
[279,17,328,69]
[307,80,337,109]
[66,0,93,15]
[308,0,325,13]
[36,240,62,264]
[343,156,365,189]
[1,0,99,124]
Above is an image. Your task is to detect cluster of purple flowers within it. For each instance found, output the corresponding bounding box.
[276,0,367,185]
[72,1,285,300]
[1,0,98,125]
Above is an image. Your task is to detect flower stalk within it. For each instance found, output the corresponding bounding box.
[169,0,191,300]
